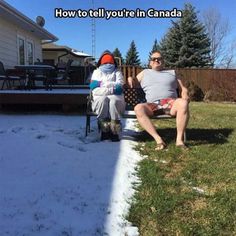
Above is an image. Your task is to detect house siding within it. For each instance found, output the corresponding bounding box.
[0,18,18,68]
[0,18,42,69]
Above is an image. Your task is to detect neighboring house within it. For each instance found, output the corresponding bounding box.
[42,43,92,67]
[42,43,95,85]
[0,0,58,69]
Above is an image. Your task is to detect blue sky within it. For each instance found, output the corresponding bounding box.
[4,0,236,64]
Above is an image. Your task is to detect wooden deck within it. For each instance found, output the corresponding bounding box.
[0,87,90,107]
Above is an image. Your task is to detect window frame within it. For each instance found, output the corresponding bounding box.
[26,39,34,65]
[17,35,35,65]
[17,35,26,65]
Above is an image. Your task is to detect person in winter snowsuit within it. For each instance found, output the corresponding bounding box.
[90,50,125,141]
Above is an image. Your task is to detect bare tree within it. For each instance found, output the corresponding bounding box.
[202,8,234,68]
[218,40,236,68]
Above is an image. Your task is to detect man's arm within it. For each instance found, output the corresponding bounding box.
[177,78,190,102]
[126,70,144,88]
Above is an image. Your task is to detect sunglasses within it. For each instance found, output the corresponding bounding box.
[150,57,163,62]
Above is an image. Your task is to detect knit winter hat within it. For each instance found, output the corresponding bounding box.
[100,54,115,65]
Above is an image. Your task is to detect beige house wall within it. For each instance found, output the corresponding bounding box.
[0,17,42,69]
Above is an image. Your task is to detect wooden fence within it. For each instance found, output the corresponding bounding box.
[175,68,236,93]
[120,66,236,93]
[120,65,143,80]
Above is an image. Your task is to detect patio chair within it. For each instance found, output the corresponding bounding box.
[0,61,25,89]
[47,59,73,90]
[30,61,48,89]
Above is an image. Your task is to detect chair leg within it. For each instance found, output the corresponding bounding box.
[49,80,53,90]
[6,80,11,89]
[88,116,91,134]
[18,80,22,89]
[1,80,5,89]
[46,79,51,90]
[85,115,90,137]
[27,78,32,90]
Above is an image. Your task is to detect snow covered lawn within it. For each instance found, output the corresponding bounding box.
[0,114,142,236]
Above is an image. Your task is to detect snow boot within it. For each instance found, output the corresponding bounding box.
[110,120,122,142]
[98,119,111,141]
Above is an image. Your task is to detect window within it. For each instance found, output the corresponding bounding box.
[17,36,35,65]
[18,37,25,65]
[27,41,33,65]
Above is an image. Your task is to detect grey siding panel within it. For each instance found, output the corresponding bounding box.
[0,18,42,69]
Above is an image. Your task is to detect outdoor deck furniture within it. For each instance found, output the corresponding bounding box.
[47,59,73,90]
[15,64,55,90]
[85,87,186,141]
[30,61,48,87]
[0,61,26,90]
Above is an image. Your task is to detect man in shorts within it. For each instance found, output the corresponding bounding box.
[127,51,190,150]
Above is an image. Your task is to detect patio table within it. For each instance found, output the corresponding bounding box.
[15,65,55,90]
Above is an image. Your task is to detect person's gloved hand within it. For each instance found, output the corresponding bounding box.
[114,84,123,95]
[101,81,114,89]
[101,81,116,94]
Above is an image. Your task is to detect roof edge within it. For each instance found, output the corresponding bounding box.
[0,0,58,41]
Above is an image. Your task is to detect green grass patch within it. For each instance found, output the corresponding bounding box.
[127,102,236,236]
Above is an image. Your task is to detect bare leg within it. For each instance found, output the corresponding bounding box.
[170,98,189,146]
[134,103,165,146]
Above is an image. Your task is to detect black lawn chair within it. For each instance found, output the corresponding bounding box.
[0,61,25,89]
[29,61,48,89]
[47,59,73,90]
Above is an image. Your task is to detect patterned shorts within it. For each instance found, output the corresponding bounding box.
[147,98,175,115]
